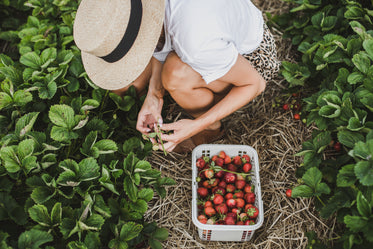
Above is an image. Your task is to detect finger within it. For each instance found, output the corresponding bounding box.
[163,141,177,152]
[159,133,176,142]
[161,122,177,131]
[136,120,151,134]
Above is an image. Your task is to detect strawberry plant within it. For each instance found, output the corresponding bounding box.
[0,1,175,248]
[272,0,373,248]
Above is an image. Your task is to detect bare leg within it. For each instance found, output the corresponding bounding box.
[162,52,232,130]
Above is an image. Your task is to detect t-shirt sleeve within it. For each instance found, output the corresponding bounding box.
[174,38,239,84]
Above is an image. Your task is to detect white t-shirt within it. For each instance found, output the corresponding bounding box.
[153,0,264,84]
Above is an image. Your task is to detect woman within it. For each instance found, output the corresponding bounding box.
[73,0,280,152]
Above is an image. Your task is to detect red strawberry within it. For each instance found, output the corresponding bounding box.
[235,180,246,190]
[334,142,341,152]
[224,216,236,225]
[225,193,233,200]
[224,173,237,183]
[226,184,236,193]
[215,203,228,215]
[212,186,226,195]
[215,170,225,178]
[245,204,259,219]
[231,208,240,214]
[239,213,248,221]
[209,178,219,188]
[244,220,255,225]
[226,164,238,172]
[226,198,237,209]
[215,157,224,166]
[242,163,252,173]
[218,181,227,189]
[233,191,244,199]
[227,212,237,219]
[198,214,207,224]
[244,192,256,204]
[286,189,292,198]
[212,194,224,205]
[196,157,206,169]
[282,104,289,111]
[236,198,245,208]
[242,154,251,163]
[294,113,301,120]
[236,221,244,225]
[224,156,231,164]
[211,155,218,162]
[236,174,245,181]
[204,200,213,208]
[202,180,210,189]
[204,169,214,179]
[218,151,226,159]
[232,156,242,166]
[204,206,216,217]
[244,184,253,193]
[197,187,208,198]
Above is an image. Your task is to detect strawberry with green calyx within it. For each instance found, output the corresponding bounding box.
[245,204,259,219]
[233,191,244,199]
[198,214,208,224]
[212,194,224,205]
[244,192,256,204]
[242,163,252,173]
[204,169,214,179]
[215,203,228,215]
[205,206,216,217]
[197,187,209,198]
[206,218,216,225]
[244,220,255,225]
[242,154,251,163]
[236,198,245,208]
[226,184,235,193]
[232,155,242,166]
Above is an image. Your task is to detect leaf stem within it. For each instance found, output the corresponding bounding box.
[316,196,325,206]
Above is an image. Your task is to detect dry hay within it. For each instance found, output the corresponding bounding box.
[144,1,339,249]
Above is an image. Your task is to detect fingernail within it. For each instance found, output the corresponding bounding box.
[145,128,151,132]
[158,118,163,127]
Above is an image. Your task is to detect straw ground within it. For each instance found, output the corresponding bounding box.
[144,1,339,248]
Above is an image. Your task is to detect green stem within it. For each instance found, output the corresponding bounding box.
[316,196,325,206]
[207,165,251,177]
[99,90,109,119]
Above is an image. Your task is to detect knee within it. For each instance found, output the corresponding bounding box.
[257,77,266,95]
[161,53,189,92]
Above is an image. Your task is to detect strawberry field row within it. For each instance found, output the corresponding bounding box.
[271,0,373,248]
[0,1,175,248]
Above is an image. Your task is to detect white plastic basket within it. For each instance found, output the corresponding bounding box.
[191,144,264,241]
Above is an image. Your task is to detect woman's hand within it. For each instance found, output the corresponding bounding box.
[159,119,200,152]
[136,92,164,134]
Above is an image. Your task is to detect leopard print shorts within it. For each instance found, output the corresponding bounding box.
[243,24,280,82]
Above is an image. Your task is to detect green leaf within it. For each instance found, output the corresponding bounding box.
[123,176,137,202]
[20,52,41,69]
[40,48,57,68]
[313,131,332,153]
[357,192,372,217]
[0,92,13,110]
[94,139,118,154]
[302,167,322,189]
[363,39,373,60]
[352,52,371,74]
[148,238,162,249]
[345,6,365,20]
[38,81,57,99]
[15,112,39,138]
[138,188,154,202]
[28,204,51,227]
[352,141,371,159]
[50,126,79,142]
[344,215,368,232]
[18,229,53,249]
[134,160,152,172]
[319,105,340,118]
[49,104,76,129]
[315,182,331,196]
[0,146,21,173]
[152,228,169,241]
[120,222,143,241]
[347,117,363,131]
[337,164,356,187]
[18,139,35,160]
[78,158,100,181]
[338,130,365,148]
[347,72,364,84]
[51,202,62,225]
[355,161,373,186]
[31,186,56,204]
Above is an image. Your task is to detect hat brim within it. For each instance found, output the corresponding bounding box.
[81,0,165,90]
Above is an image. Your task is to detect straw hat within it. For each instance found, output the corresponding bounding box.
[73,0,165,90]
